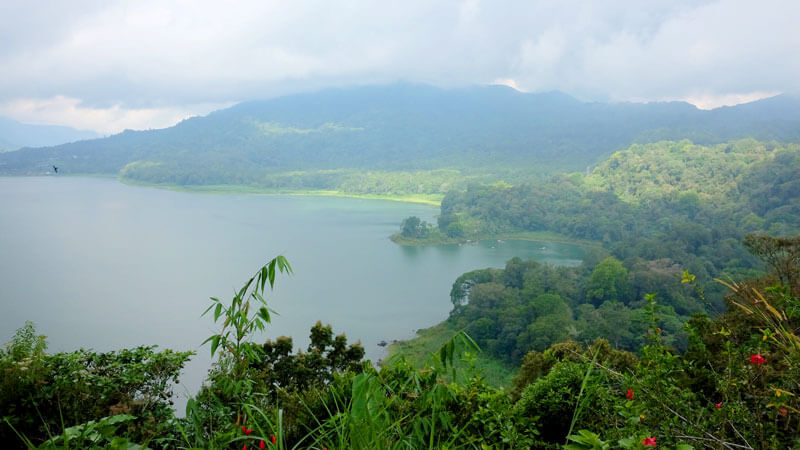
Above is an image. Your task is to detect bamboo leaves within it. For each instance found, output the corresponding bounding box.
[201,255,292,365]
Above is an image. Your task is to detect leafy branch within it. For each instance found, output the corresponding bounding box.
[202,255,293,378]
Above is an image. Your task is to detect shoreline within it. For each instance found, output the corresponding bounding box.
[119,177,443,206]
[390,230,600,248]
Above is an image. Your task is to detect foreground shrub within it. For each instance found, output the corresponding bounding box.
[0,322,192,447]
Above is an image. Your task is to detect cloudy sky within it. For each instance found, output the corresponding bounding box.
[1,0,798,134]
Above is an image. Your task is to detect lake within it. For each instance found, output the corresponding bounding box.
[0,176,584,402]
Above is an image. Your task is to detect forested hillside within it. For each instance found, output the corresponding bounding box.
[424,139,798,273]
[394,139,800,369]
[1,85,799,198]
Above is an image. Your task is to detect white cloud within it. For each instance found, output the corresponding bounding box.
[681,91,782,110]
[492,78,524,92]
[0,0,798,132]
[0,96,231,135]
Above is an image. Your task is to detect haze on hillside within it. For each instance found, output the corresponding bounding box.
[0,117,98,152]
[0,0,798,134]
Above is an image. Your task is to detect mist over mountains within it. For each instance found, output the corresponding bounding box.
[1,84,799,184]
[0,117,98,153]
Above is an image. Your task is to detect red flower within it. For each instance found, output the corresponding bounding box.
[242,426,253,435]
[243,446,247,450]
[715,402,722,408]
[642,437,657,446]
[781,408,788,416]
[750,354,766,365]
[626,389,634,400]
[259,440,265,449]
[271,435,277,444]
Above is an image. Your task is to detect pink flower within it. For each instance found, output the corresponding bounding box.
[626,389,634,400]
[715,402,722,408]
[642,436,657,446]
[781,408,788,416]
[750,354,766,365]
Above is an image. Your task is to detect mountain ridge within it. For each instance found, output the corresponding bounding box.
[0,117,99,152]
[1,84,799,188]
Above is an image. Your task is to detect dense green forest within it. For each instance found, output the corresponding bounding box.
[397,138,799,296]
[446,255,691,363]
[390,138,800,389]
[3,243,799,448]
[431,139,800,242]
[1,85,800,200]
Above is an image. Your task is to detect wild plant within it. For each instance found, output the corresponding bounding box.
[201,255,292,424]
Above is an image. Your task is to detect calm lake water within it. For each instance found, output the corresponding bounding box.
[0,177,584,402]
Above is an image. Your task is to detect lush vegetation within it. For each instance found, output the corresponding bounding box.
[385,320,517,388]
[398,139,800,302]
[445,255,693,364]
[390,138,800,407]
[2,240,799,448]
[0,326,192,447]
